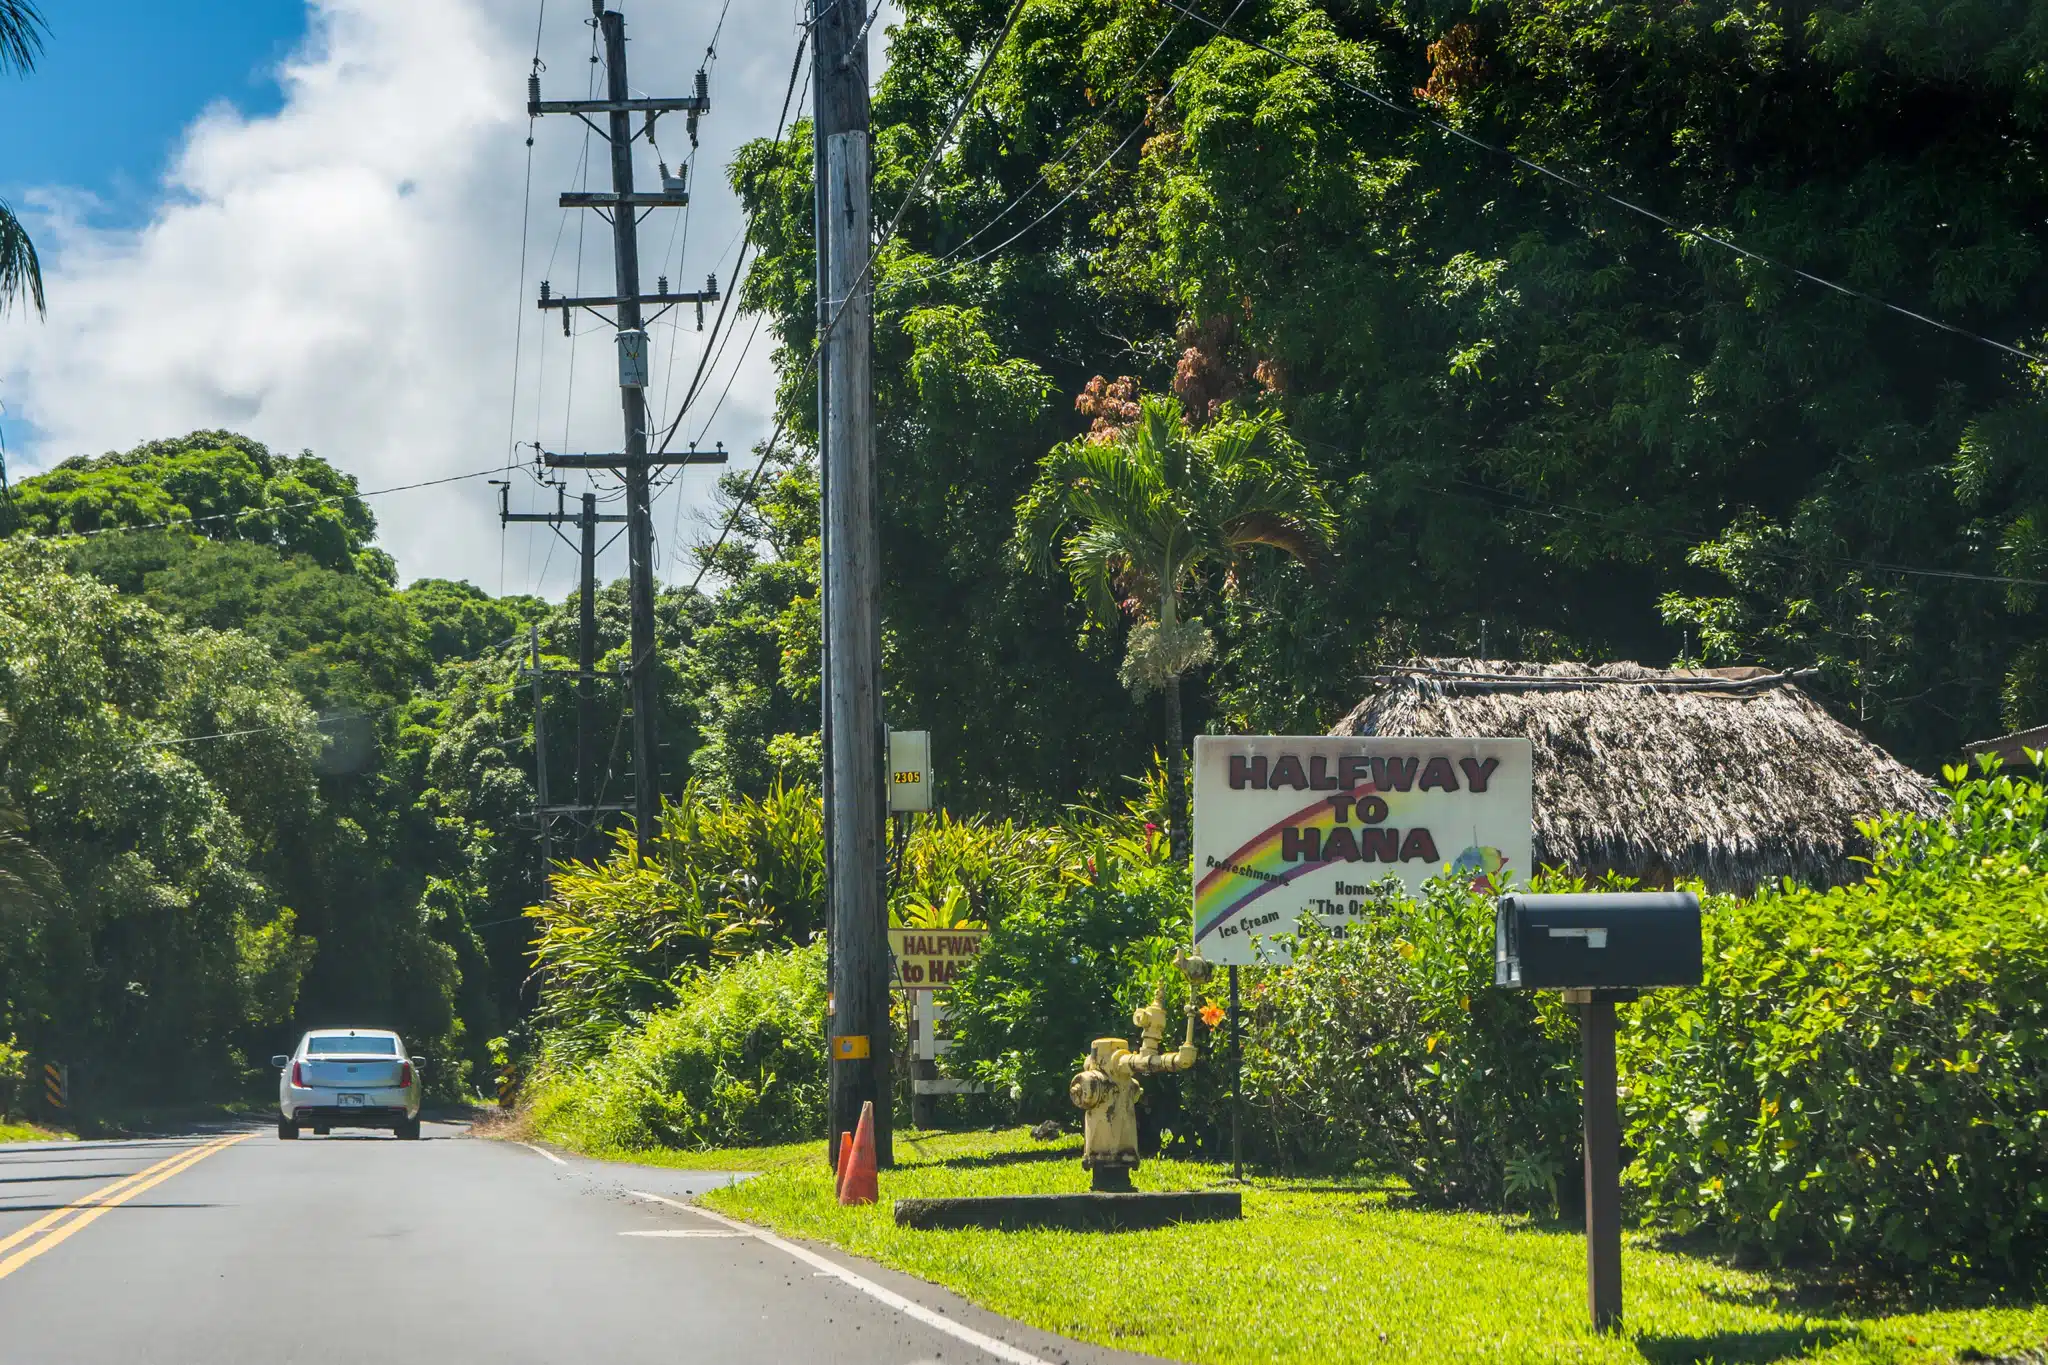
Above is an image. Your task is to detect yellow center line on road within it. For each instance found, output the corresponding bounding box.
[0,1132,255,1282]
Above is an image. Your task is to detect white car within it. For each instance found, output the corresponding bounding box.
[274,1029,423,1140]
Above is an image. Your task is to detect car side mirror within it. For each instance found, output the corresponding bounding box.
[271,1055,290,1068]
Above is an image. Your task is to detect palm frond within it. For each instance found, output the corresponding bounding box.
[1222,510,1330,573]
[0,803,59,923]
[0,201,44,319]
[1062,523,1143,622]
[0,0,44,77]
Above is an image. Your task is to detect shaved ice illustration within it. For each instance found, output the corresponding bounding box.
[1451,845,1509,890]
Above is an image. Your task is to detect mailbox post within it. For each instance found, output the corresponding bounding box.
[1497,891,1703,1333]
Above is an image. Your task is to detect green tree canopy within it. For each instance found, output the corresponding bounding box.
[401,578,549,666]
[721,0,2048,769]
[8,432,382,576]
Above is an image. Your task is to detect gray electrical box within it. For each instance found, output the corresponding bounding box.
[888,730,932,813]
[1495,892,1703,990]
[616,329,650,389]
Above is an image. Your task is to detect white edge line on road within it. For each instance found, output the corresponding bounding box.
[626,1190,1054,1365]
[618,1228,750,1238]
[522,1142,569,1167]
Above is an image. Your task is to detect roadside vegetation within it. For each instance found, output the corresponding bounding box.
[690,1126,2048,1365]
[519,766,2048,1324]
[1,5,2045,1355]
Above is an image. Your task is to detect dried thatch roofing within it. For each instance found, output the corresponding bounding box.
[1330,658,1941,893]
[1965,725,2048,769]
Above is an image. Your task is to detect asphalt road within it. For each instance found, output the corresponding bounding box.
[0,1121,1168,1365]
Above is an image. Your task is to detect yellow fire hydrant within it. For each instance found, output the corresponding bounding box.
[1068,950,1212,1192]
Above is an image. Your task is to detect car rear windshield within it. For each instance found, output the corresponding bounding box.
[306,1035,398,1055]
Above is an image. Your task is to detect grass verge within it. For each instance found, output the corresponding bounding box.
[0,1120,71,1142]
[657,1128,2043,1365]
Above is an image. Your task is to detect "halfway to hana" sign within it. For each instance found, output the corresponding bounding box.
[1191,735,1534,965]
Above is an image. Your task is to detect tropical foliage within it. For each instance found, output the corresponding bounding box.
[1016,394,1332,854]
[0,0,45,323]
[1240,884,1584,1210]
[1623,763,2048,1279]
[523,940,829,1152]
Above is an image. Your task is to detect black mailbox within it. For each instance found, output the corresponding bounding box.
[1495,892,1703,990]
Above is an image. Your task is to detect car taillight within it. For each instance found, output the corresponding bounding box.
[398,1062,413,1088]
[291,1061,305,1087]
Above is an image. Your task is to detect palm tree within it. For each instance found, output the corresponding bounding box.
[0,800,56,924]
[0,0,48,320]
[1016,393,1334,858]
[0,710,57,924]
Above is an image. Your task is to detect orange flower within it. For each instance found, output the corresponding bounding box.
[1199,1002,1226,1028]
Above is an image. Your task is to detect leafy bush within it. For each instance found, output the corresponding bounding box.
[945,861,1193,1120]
[528,779,1170,1059]
[528,941,827,1151]
[1623,768,2048,1280]
[1243,879,1581,1209]
[0,1034,24,1120]
[526,783,826,1057]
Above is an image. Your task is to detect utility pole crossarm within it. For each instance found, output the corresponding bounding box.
[501,510,627,525]
[540,448,728,470]
[537,288,719,311]
[559,190,692,210]
[528,95,710,118]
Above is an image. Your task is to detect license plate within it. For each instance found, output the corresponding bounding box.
[339,1093,365,1108]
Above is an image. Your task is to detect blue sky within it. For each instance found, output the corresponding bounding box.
[0,0,879,592]
[0,0,309,227]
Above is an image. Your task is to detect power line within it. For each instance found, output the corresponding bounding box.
[128,629,536,755]
[676,1,1032,593]
[913,7,1196,277]
[687,420,788,594]
[876,0,1250,302]
[505,3,548,596]
[15,466,508,542]
[649,30,811,458]
[1158,0,2040,368]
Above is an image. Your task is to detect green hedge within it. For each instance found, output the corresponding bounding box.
[527,941,827,1151]
[1622,769,2048,1280]
[1242,881,1582,1210]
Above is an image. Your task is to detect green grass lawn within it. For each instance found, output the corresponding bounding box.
[633,1127,2047,1365]
[0,1120,72,1143]
[535,1132,825,1174]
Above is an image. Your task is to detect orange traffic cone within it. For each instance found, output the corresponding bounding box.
[838,1101,879,1206]
[834,1130,854,1201]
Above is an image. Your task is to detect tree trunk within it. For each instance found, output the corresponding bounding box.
[1164,674,1186,862]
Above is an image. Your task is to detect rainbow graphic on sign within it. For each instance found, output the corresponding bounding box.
[1193,788,1420,940]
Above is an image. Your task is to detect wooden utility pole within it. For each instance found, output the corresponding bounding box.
[530,1,726,857]
[814,0,891,1169]
[500,482,628,860]
[576,490,602,851]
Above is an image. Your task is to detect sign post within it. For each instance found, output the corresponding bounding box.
[886,928,985,991]
[887,926,987,1123]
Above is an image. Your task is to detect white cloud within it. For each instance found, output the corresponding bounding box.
[0,0,858,600]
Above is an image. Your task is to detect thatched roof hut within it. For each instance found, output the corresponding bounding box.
[1331,659,1941,892]
[1965,725,2047,769]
